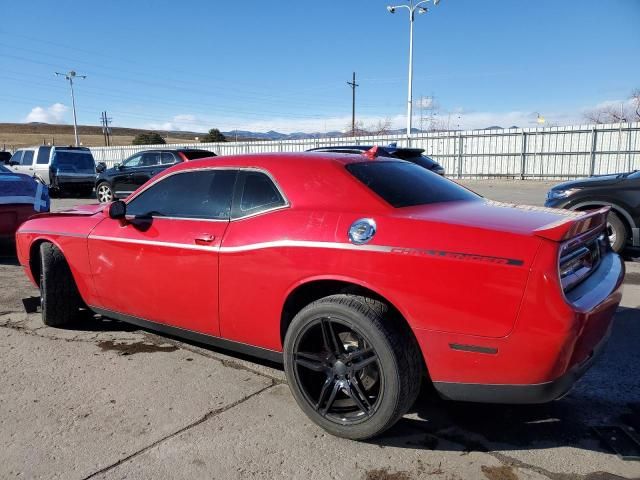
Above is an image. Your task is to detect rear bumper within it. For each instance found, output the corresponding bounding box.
[53,174,95,190]
[417,250,624,404]
[432,322,612,404]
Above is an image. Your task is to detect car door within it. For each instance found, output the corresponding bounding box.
[129,151,161,188]
[34,146,52,183]
[88,168,237,336]
[112,153,142,196]
[8,151,23,172]
[16,149,35,176]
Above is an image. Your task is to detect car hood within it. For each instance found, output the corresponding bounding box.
[551,174,624,191]
[396,199,587,238]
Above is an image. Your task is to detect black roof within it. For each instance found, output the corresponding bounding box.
[307,145,426,157]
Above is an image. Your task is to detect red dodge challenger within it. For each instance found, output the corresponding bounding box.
[15,151,624,439]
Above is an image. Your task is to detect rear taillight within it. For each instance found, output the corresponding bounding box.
[559,231,606,292]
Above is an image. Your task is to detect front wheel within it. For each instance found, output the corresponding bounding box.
[607,212,627,253]
[284,294,422,440]
[40,243,83,326]
[96,182,114,203]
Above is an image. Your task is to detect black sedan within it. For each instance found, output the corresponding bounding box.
[307,145,445,176]
[544,170,640,253]
[95,148,215,203]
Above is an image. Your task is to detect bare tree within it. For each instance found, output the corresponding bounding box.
[584,90,640,124]
[584,104,629,124]
[345,118,393,137]
[631,89,640,121]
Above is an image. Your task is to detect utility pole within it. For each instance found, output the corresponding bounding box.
[347,72,359,136]
[55,70,86,146]
[100,111,113,146]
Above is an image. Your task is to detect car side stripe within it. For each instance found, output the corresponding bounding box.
[20,230,524,266]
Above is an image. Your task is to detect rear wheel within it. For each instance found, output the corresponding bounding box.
[606,212,627,253]
[284,294,422,440]
[40,243,83,327]
[96,182,114,203]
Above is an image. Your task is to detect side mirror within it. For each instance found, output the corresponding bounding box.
[96,162,107,173]
[114,163,122,170]
[108,200,127,220]
[9,160,19,166]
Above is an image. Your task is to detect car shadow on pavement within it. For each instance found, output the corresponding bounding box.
[373,307,640,457]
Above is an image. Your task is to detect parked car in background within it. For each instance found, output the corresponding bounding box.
[94,148,216,203]
[0,164,49,240]
[544,170,640,253]
[307,144,445,175]
[0,151,12,165]
[16,152,623,439]
[9,146,95,197]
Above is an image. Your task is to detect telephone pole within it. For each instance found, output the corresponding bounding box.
[55,70,86,146]
[347,72,359,136]
[100,111,113,146]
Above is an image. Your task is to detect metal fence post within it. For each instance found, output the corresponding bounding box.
[457,132,463,179]
[589,127,597,176]
[520,131,527,180]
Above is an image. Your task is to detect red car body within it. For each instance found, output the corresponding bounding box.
[15,153,623,404]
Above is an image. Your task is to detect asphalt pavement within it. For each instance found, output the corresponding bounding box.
[0,180,638,480]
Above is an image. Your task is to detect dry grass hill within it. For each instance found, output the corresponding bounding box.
[0,123,203,150]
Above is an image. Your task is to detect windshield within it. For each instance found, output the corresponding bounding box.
[347,160,478,208]
[0,164,10,173]
[52,151,96,172]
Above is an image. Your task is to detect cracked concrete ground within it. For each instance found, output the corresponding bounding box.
[0,181,639,480]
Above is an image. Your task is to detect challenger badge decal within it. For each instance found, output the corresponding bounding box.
[390,247,524,266]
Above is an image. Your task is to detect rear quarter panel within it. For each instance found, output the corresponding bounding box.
[219,208,541,351]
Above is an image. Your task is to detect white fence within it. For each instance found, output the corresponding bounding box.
[89,122,640,179]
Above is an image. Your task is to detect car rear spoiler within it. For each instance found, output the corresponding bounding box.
[533,207,610,242]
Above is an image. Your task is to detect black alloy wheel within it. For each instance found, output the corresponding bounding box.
[284,295,422,440]
[291,316,383,424]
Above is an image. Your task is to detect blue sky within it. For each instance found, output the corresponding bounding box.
[0,0,638,133]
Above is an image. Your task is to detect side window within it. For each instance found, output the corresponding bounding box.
[161,152,176,165]
[22,150,34,166]
[126,169,237,220]
[233,171,286,218]
[123,154,143,168]
[141,152,160,167]
[10,151,23,165]
[36,147,52,165]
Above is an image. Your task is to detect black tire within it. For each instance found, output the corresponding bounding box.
[96,182,114,203]
[40,243,83,327]
[607,212,627,253]
[283,294,422,440]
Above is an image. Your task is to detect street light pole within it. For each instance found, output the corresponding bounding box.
[55,70,86,146]
[406,12,414,139]
[387,0,441,143]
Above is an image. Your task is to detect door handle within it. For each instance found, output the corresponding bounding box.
[194,234,216,245]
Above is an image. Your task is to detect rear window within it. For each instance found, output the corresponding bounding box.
[346,161,478,208]
[52,151,95,171]
[182,150,216,160]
